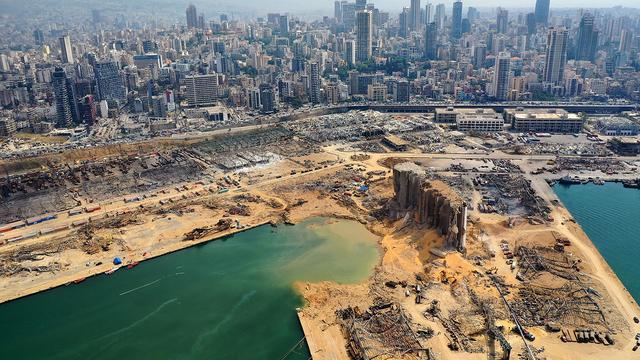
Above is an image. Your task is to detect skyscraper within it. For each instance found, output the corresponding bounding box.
[451,1,463,40]
[259,83,277,113]
[184,74,218,106]
[424,22,438,60]
[59,35,74,64]
[526,13,537,35]
[492,52,511,101]
[425,3,433,25]
[356,10,372,63]
[186,4,198,29]
[496,8,508,34]
[435,4,445,30]
[467,7,479,22]
[335,1,342,21]
[94,61,127,102]
[33,29,44,46]
[410,0,421,31]
[576,13,598,62]
[355,0,367,10]
[399,8,409,38]
[79,95,97,127]
[309,62,321,104]
[52,67,78,127]
[342,2,357,28]
[473,44,487,69]
[543,27,568,85]
[279,15,289,35]
[534,0,550,26]
[619,29,633,53]
[345,40,356,66]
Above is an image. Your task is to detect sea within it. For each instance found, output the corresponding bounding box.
[0,217,380,360]
[553,182,640,303]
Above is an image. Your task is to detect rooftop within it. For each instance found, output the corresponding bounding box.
[513,112,581,121]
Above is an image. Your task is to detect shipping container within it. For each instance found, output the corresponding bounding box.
[85,205,101,213]
[0,221,27,233]
[26,215,57,226]
[72,220,88,227]
[68,209,83,216]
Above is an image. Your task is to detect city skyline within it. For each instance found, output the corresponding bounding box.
[1,1,640,18]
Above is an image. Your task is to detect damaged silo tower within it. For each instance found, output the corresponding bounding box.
[391,162,468,251]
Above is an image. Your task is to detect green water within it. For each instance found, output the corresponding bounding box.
[554,182,640,303]
[0,217,380,360]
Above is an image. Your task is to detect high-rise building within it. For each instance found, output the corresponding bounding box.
[435,4,445,30]
[186,4,198,29]
[394,80,410,102]
[451,1,463,40]
[259,83,277,113]
[424,22,438,60]
[292,41,306,72]
[184,74,218,107]
[496,8,508,34]
[526,13,537,35]
[197,14,205,30]
[473,44,487,69]
[309,62,321,104]
[576,13,598,62]
[342,2,357,28]
[492,52,511,101]
[0,118,17,137]
[345,40,356,66]
[52,67,78,127]
[425,4,433,25]
[79,95,97,126]
[325,83,340,104]
[0,55,9,72]
[91,9,102,24]
[534,0,550,26]
[619,29,634,53]
[410,0,421,31]
[543,27,568,85]
[355,0,367,10]
[467,7,479,22]
[279,14,289,35]
[335,1,342,21]
[33,29,44,46]
[59,35,74,64]
[356,10,372,62]
[94,61,127,102]
[399,8,409,38]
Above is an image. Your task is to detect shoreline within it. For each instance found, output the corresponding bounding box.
[0,220,272,305]
[550,184,640,306]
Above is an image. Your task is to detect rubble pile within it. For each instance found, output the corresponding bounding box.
[339,301,432,360]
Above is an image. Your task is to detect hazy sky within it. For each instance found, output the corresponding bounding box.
[1,0,638,19]
[197,0,640,12]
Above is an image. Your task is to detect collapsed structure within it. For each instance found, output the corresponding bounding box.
[390,162,467,251]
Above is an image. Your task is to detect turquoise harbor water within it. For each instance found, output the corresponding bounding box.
[0,217,380,360]
[554,182,640,302]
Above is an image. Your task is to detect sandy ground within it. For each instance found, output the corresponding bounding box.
[0,150,354,304]
[294,152,640,360]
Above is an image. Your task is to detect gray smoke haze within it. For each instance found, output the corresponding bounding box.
[0,0,638,19]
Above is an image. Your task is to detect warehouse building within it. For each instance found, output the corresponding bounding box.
[456,111,505,132]
[505,108,584,133]
[595,116,639,136]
